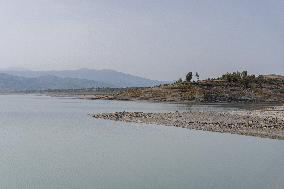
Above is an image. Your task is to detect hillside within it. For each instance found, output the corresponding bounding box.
[96,72,284,103]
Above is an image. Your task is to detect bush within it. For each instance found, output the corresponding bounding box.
[221,71,256,88]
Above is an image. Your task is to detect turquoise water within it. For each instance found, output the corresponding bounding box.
[0,95,283,189]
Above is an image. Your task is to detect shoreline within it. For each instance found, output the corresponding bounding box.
[93,106,284,140]
[8,92,282,108]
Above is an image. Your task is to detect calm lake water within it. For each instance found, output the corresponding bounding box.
[0,95,283,189]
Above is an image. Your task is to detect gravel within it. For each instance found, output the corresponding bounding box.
[93,106,284,140]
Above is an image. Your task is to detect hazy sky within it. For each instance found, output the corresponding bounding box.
[0,0,283,80]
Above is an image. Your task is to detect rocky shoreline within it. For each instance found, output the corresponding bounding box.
[93,106,284,140]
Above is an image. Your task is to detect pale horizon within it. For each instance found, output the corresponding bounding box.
[0,0,283,80]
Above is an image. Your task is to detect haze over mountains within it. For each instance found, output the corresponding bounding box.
[0,69,165,92]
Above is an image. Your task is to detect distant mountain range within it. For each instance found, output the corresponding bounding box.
[0,69,166,91]
[0,73,114,92]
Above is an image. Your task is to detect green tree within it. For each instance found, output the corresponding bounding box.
[186,72,193,82]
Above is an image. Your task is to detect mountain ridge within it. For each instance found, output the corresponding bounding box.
[0,68,165,88]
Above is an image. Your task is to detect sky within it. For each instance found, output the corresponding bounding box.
[0,0,283,80]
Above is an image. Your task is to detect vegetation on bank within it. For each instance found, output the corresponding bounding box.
[115,71,284,103]
[175,71,276,87]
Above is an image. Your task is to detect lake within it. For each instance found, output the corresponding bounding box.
[0,95,283,189]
